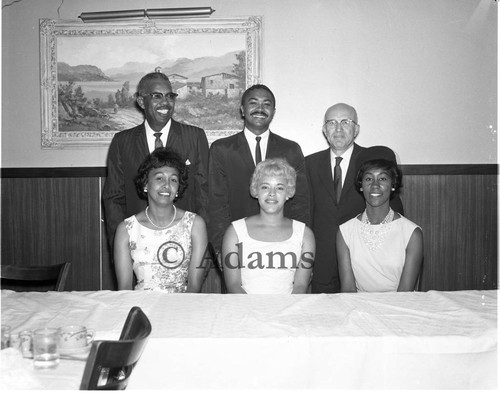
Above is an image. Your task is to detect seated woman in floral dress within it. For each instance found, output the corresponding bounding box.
[114,147,208,292]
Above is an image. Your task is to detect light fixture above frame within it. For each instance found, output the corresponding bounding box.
[79,7,215,23]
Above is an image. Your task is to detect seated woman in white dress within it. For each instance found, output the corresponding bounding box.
[222,158,315,294]
[114,147,208,292]
[337,158,423,292]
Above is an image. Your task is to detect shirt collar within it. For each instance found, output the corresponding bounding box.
[243,127,270,141]
[331,144,354,162]
[144,119,172,137]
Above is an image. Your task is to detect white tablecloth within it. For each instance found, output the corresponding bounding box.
[1,290,497,390]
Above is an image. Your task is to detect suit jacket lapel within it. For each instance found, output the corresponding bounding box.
[317,149,337,204]
[343,144,362,197]
[318,144,362,205]
[236,131,255,169]
[135,123,149,157]
[266,132,278,158]
[166,119,180,147]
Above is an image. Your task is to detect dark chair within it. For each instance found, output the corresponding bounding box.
[0,262,71,292]
[80,306,152,390]
[206,242,227,294]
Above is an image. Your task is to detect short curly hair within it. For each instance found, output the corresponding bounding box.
[355,158,402,197]
[134,147,189,200]
[241,84,276,107]
[136,72,172,96]
[249,158,296,198]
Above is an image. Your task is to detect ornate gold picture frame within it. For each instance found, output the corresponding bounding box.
[40,17,262,148]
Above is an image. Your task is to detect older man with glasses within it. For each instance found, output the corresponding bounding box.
[103,71,209,250]
[306,103,404,294]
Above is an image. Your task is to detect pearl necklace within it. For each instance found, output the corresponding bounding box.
[145,205,177,230]
[360,208,394,251]
[361,208,394,225]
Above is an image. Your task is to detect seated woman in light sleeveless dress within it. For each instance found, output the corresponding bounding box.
[222,158,315,294]
[114,148,208,292]
[337,158,423,292]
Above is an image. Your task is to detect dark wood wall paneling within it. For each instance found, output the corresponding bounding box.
[2,165,497,292]
[1,177,102,290]
[400,173,497,291]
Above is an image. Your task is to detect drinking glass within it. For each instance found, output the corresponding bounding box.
[20,330,33,358]
[1,325,11,349]
[9,332,21,350]
[33,328,59,368]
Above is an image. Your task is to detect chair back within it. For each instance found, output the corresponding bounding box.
[0,262,71,291]
[80,307,152,390]
[119,305,152,340]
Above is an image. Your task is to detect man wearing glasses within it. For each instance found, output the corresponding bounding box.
[103,71,209,249]
[306,103,403,293]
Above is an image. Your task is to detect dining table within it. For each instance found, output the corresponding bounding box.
[0,289,497,390]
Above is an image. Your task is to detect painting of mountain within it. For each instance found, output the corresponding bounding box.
[104,51,240,82]
[58,51,241,84]
[41,16,261,148]
[56,50,246,137]
[58,62,113,82]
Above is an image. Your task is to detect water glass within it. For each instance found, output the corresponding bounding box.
[1,325,11,349]
[20,330,33,358]
[9,332,21,350]
[33,328,59,368]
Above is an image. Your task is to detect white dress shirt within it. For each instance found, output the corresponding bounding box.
[244,128,270,165]
[145,119,171,153]
[330,144,354,186]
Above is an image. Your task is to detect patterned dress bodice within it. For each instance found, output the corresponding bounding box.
[125,211,195,292]
[339,215,420,292]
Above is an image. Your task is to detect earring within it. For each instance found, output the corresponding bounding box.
[391,188,395,191]
[175,193,179,198]
[144,188,148,192]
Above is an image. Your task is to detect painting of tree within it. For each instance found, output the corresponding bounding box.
[40,17,262,148]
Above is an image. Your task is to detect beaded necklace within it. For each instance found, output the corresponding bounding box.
[145,205,177,230]
[360,208,394,251]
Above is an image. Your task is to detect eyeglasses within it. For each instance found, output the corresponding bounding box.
[324,119,358,130]
[143,92,178,101]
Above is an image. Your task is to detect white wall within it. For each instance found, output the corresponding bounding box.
[1,0,497,167]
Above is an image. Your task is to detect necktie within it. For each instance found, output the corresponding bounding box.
[333,156,343,204]
[153,133,163,149]
[255,136,262,165]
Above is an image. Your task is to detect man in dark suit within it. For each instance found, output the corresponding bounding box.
[306,103,403,293]
[103,71,209,247]
[208,84,310,253]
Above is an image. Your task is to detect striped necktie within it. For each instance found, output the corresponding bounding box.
[153,133,163,149]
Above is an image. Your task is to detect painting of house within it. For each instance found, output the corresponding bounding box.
[187,81,202,95]
[201,73,242,98]
[38,16,261,147]
[168,74,188,84]
[171,81,189,99]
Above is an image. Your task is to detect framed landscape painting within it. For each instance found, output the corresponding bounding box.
[39,16,262,148]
